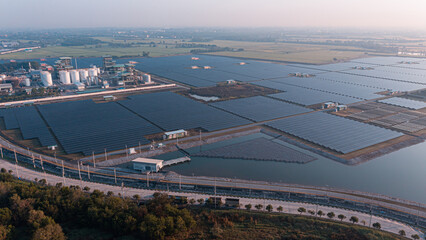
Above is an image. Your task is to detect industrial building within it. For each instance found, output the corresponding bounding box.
[0,83,13,93]
[163,129,188,140]
[132,158,164,172]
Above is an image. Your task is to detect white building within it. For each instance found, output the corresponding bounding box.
[132,158,164,172]
[163,129,188,140]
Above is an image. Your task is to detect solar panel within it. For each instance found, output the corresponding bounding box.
[210,96,311,122]
[0,107,57,146]
[254,80,360,105]
[119,92,252,131]
[265,111,403,154]
[378,97,426,110]
[38,100,162,155]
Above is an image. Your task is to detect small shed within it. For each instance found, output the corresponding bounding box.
[103,95,116,101]
[336,105,348,111]
[132,158,164,172]
[323,102,336,108]
[163,129,188,140]
[226,79,237,85]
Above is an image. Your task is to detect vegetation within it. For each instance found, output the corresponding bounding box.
[0,87,60,103]
[0,171,410,239]
[0,61,40,72]
[182,83,280,101]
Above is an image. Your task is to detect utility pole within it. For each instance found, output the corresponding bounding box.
[114,168,117,184]
[32,154,35,168]
[77,161,82,180]
[61,160,65,185]
[369,205,373,227]
[121,182,124,198]
[104,149,107,161]
[87,164,90,180]
[125,145,128,160]
[0,146,3,158]
[214,177,217,208]
[40,156,44,171]
[54,152,57,164]
[146,171,150,188]
[179,175,182,190]
[14,149,17,163]
[92,152,96,168]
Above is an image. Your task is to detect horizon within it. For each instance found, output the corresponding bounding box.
[2,0,426,31]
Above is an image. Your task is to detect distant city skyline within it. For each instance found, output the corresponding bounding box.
[1,0,426,30]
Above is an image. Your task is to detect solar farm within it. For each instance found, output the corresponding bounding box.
[0,55,426,161]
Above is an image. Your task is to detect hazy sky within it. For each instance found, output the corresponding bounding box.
[1,0,426,30]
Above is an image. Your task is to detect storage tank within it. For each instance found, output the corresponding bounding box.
[59,71,71,84]
[40,71,53,86]
[24,78,31,87]
[88,68,98,77]
[142,74,151,83]
[79,69,89,82]
[69,70,80,83]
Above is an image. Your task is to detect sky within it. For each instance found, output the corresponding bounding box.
[1,0,426,30]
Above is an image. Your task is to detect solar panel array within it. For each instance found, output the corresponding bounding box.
[265,112,403,154]
[119,92,252,131]
[378,97,426,110]
[0,107,57,146]
[210,96,311,122]
[38,100,162,155]
[130,55,323,87]
[254,80,361,105]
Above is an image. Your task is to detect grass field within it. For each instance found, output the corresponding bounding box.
[0,44,195,60]
[196,40,371,64]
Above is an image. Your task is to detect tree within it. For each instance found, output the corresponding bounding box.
[189,199,196,205]
[338,214,346,221]
[266,204,273,212]
[254,204,263,210]
[297,207,306,215]
[245,204,252,211]
[277,206,283,213]
[372,222,381,229]
[31,223,66,240]
[83,186,90,192]
[317,210,325,218]
[197,198,204,205]
[398,230,406,236]
[411,234,419,240]
[0,225,11,240]
[327,212,335,219]
[308,210,315,216]
[133,194,141,202]
[349,216,359,224]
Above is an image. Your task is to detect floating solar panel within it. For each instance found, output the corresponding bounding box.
[210,96,311,122]
[38,100,162,155]
[265,112,403,154]
[119,92,252,131]
[351,57,423,66]
[254,80,360,105]
[0,107,57,146]
[378,97,426,110]
[128,55,324,87]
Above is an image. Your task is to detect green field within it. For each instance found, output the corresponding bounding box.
[0,44,195,60]
[194,40,373,64]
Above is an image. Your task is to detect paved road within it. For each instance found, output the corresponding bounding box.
[1,158,423,238]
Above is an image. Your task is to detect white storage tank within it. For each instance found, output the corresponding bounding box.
[88,68,98,77]
[142,74,151,83]
[40,71,53,86]
[69,70,80,83]
[59,71,71,84]
[24,78,31,87]
[79,69,89,82]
